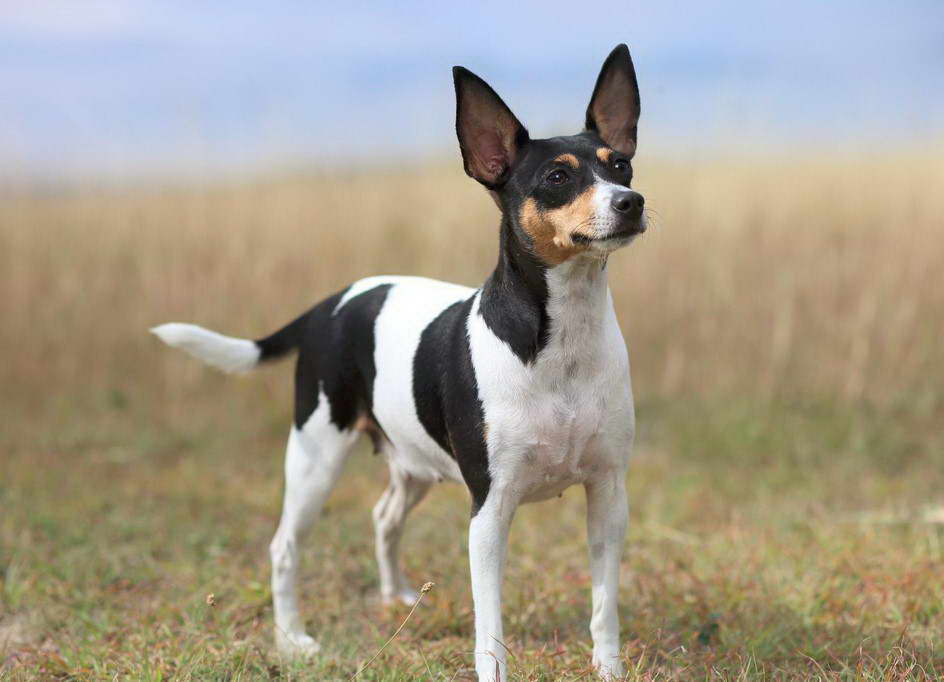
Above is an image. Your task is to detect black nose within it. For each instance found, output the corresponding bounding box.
[611,190,644,216]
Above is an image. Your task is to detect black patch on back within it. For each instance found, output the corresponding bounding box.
[256,311,308,362]
[293,284,392,430]
[413,296,491,515]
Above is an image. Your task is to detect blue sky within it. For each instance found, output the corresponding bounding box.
[1,1,942,179]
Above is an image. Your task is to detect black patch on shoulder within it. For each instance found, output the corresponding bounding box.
[293,284,392,430]
[413,296,491,514]
[478,219,550,364]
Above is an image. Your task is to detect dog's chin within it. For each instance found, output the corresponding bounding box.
[575,219,646,256]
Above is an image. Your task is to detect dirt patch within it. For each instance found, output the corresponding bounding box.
[0,612,47,669]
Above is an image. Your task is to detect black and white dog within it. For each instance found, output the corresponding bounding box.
[153,44,645,681]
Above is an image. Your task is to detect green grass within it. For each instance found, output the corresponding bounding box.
[2,385,942,680]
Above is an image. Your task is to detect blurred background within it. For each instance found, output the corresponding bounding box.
[2,2,943,679]
[2,1,942,180]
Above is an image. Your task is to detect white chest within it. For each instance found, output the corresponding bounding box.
[468,262,634,502]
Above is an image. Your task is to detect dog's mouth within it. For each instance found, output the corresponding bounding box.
[572,223,646,245]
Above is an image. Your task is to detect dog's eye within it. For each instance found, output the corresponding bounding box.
[546,169,569,185]
[613,159,630,172]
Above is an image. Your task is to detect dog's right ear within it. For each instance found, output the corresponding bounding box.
[453,66,529,188]
[585,44,640,157]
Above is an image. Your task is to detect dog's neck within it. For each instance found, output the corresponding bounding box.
[479,215,611,365]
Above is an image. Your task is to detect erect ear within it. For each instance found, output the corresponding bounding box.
[585,44,640,157]
[453,66,529,187]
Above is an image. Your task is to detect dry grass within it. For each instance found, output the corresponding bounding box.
[1,147,943,679]
[3,150,942,415]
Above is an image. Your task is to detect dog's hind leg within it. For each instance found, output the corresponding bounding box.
[372,457,432,605]
[269,412,357,659]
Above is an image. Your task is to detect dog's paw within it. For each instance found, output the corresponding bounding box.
[275,630,321,659]
[592,651,624,680]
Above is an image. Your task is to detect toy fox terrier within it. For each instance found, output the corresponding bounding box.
[154,43,646,681]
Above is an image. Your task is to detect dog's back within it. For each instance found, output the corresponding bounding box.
[155,275,474,476]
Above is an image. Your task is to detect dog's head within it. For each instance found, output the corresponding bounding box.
[454,44,644,266]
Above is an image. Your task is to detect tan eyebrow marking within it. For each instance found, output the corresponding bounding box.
[596,147,613,163]
[554,153,579,169]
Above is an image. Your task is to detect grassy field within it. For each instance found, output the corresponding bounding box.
[1,148,943,679]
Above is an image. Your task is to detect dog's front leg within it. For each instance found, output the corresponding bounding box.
[468,486,518,682]
[585,474,628,679]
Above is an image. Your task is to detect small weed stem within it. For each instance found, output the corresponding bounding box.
[350,582,434,680]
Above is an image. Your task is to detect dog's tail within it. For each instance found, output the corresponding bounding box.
[151,312,308,374]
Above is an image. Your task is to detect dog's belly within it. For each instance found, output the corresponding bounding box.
[368,276,473,483]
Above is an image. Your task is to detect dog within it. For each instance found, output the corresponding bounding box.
[153,43,645,681]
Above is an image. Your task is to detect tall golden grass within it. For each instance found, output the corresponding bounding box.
[2,148,942,421]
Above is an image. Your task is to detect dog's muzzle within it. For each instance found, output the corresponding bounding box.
[606,189,646,239]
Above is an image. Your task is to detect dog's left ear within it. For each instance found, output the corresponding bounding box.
[585,44,640,158]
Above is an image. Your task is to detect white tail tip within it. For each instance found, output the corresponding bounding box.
[151,323,260,374]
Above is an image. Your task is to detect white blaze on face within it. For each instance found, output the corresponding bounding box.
[589,175,640,242]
